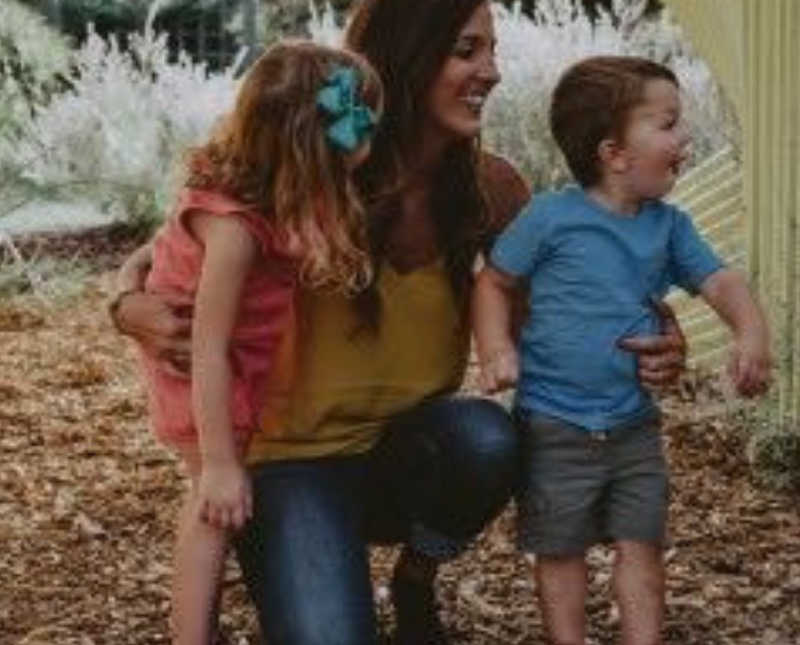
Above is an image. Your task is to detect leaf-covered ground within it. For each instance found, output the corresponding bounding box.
[1,229,798,645]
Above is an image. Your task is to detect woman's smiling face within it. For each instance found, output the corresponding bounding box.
[423,1,501,143]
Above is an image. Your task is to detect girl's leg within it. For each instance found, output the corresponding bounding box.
[232,456,377,645]
[171,444,228,645]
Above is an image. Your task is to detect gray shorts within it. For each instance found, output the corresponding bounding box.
[515,410,669,556]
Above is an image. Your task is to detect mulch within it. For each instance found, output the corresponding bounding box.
[1,226,798,645]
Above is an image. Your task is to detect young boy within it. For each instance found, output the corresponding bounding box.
[472,56,771,645]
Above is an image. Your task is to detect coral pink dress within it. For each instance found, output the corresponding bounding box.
[140,188,296,447]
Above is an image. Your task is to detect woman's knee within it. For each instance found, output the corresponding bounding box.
[449,397,519,472]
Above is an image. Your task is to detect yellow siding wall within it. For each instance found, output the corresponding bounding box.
[666,0,746,118]
[667,145,744,368]
[667,0,800,420]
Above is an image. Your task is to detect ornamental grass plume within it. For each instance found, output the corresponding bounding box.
[305,1,734,191]
[1,0,735,229]
[5,2,242,229]
[483,0,735,188]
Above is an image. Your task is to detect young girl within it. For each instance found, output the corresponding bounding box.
[134,41,382,645]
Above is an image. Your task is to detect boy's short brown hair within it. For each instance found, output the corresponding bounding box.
[549,56,678,187]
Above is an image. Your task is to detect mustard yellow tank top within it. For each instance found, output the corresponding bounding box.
[247,259,470,463]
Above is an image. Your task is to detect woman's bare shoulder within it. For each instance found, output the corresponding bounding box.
[479,152,531,232]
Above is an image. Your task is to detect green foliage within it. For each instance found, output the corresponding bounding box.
[21,0,254,70]
[0,1,72,115]
[748,428,800,492]
[1,11,240,230]
[0,235,91,303]
[0,1,74,221]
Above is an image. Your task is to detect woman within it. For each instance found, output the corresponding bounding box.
[111,1,685,643]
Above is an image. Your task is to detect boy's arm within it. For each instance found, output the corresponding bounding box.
[699,268,772,397]
[191,213,256,529]
[479,153,533,340]
[472,265,520,393]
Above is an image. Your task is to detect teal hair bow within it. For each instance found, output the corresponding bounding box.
[316,66,377,153]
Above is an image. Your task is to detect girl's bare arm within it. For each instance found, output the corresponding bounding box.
[190,214,256,530]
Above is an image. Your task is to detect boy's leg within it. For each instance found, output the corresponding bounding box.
[366,396,521,644]
[613,540,664,645]
[606,417,669,645]
[232,455,377,645]
[533,555,588,645]
[172,445,227,645]
[515,414,609,645]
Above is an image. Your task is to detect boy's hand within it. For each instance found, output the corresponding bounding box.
[728,333,772,398]
[479,348,519,394]
[198,460,253,531]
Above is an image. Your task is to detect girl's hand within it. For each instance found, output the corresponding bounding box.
[618,300,686,387]
[113,290,194,377]
[479,347,519,394]
[197,460,253,531]
[728,333,772,398]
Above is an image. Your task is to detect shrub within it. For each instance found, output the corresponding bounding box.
[0,1,72,115]
[748,428,800,492]
[3,0,737,230]
[309,0,737,190]
[0,1,74,220]
[483,0,736,188]
[5,8,241,230]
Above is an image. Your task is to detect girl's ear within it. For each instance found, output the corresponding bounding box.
[598,137,628,174]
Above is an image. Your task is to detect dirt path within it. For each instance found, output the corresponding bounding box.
[1,231,798,644]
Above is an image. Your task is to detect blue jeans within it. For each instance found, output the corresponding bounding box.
[232,396,520,645]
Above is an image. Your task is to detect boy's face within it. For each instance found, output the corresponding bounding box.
[616,78,690,200]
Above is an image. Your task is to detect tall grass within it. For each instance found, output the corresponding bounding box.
[2,1,242,231]
[1,0,736,228]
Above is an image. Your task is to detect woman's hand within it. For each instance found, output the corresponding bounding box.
[114,290,194,376]
[110,241,194,377]
[618,300,687,387]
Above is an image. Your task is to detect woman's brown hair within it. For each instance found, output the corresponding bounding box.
[183,40,383,294]
[345,0,491,327]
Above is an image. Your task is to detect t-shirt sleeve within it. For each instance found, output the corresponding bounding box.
[177,188,276,258]
[668,207,725,294]
[489,195,549,279]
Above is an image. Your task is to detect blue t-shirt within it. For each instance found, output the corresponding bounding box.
[490,185,723,430]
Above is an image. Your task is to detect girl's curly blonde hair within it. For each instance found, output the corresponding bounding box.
[184,40,383,294]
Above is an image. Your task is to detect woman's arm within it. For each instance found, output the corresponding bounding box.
[115,240,154,293]
[617,300,686,386]
[191,214,256,530]
[110,242,193,373]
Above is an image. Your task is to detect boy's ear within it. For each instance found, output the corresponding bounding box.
[598,137,628,173]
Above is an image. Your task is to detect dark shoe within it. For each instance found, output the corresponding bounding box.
[391,571,449,645]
